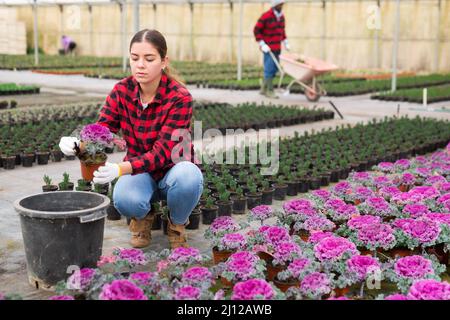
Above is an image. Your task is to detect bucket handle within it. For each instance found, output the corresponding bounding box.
[80,209,107,223]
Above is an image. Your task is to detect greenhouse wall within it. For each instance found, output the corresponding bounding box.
[12,0,450,71]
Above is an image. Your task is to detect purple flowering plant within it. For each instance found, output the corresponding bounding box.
[393,217,449,250]
[276,257,320,283]
[407,279,450,300]
[231,278,285,300]
[204,216,243,240]
[384,255,446,293]
[248,205,274,224]
[220,251,266,283]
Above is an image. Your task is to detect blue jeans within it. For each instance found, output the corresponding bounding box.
[263,51,280,79]
[113,161,204,225]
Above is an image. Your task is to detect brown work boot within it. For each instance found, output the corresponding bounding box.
[167,218,189,249]
[129,213,154,248]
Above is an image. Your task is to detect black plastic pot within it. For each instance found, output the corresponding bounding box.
[273,184,288,200]
[162,216,169,235]
[297,179,309,193]
[260,188,274,205]
[246,192,262,210]
[13,191,109,288]
[309,178,321,190]
[21,154,34,167]
[42,185,58,192]
[59,183,74,191]
[286,181,298,196]
[51,150,63,162]
[187,211,201,230]
[231,196,247,214]
[151,213,162,230]
[200,206,218,225]
[36,152,50,165]
[320,174,330,186]
[216,200,233,217]
[2,156,15,170]
[107,204,121,221]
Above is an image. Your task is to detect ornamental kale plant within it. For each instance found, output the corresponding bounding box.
[384,255,446,294]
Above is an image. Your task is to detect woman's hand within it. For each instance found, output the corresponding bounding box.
[93,162,132,184]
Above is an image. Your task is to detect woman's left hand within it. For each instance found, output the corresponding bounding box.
[93,162,121,184]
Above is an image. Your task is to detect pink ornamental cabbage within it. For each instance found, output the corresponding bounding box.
[302,216,336,232]
[402,204,430,218]
[231,279,274,300]
[66,268,96,291]
[250,205,273,221]
[168,247,203,265]
[272,241,302,264]
[182,267,213,284]
[287,258,312,279]
[314,236,358,262]
[99,280,147,300]
[300,272,332,299]
[307,231,335,244]
[346,255,381,281]
[262,226,291,246]
[407,279,450,300]
[347,215,382,230]
[175,286,202,300]
[116,248,147,265]
[397,218,441,244]
[220,233,246,251]
[394,255,433,279]
[129,272,156,287]
[356,223,396,250]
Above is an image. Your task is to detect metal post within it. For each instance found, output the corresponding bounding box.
[33,0,39,65]
[321,1,326,60]
[189,2,195,60]
[391,0,400,92]
[133,0,140,34]
[59,5,64,40]
[237,0,243,80]
[434,0,441,71]
[88,5,93,55]
[374,0,381,68]
[120,2,127,72]
[153,3,157,29]
[229,1,234,63]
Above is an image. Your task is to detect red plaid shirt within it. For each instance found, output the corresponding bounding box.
[254,9,286,52]
[97,73,195,181]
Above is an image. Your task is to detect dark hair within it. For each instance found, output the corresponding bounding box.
[129,29,184,85]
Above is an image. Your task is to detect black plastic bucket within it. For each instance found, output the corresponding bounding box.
[13,191,110,290]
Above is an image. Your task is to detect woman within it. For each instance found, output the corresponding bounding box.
[59,29,203,249]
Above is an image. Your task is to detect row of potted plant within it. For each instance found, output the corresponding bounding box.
[0,83,40,96]
[0,100,17,110]
[193,102,334,133]
[0,54,122,70]
[372,84,450,103]
[0,100,336,170]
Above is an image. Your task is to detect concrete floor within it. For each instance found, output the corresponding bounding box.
[1,70,450,299]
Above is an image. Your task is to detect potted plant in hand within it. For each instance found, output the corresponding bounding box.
[75,123,114,181]
[58,172,74,191]
[42,175,58,192]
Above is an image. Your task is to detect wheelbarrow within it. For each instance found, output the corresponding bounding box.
[269,51,339,102]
